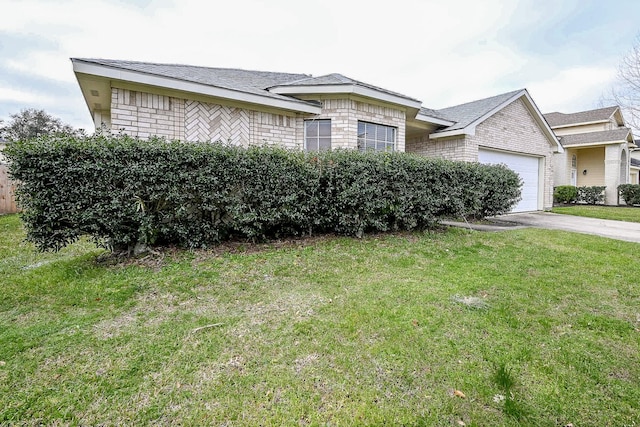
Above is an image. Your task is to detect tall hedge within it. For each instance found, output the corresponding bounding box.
[619,184,640,206]
[6,135,522,252]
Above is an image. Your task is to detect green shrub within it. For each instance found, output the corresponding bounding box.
[554,185,578,204]
[6,135,522,252]
[618,184,640,206]
[577,186,606,205]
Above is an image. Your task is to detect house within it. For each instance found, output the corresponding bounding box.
[0,137,7,164]
[72,58,562,212]
[544,106,636,205]
[631,143,640,185]
[631,157,640,184]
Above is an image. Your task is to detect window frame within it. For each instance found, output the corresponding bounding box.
[357,121,397,152]
[304,119,331,152]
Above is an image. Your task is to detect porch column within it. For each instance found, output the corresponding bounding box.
[604,145,620,205]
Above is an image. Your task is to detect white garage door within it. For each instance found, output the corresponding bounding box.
[478,148,540,213]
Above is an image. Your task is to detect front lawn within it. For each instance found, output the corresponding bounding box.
[552,204,640,222]
[1,214,639,426]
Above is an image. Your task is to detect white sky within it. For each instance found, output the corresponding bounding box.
[1,0,639,131]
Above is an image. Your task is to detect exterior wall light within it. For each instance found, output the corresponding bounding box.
[583,169,588,175]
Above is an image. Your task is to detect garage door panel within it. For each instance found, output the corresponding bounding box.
[478,149,539,213]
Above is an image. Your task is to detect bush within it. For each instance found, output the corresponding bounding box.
[6,135,522,252]
[618,184,640,206]
[577,186,606,205]
[554,185,578,204]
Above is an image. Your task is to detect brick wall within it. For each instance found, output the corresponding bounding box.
[111,88,185,140]
[111,88,406,152]
[405,135,471,162]
[316,98,406,151]
[251,111,302,150]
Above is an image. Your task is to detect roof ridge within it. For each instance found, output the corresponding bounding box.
[72,58,311,78]
[431,89,525,132]
[436,89,524,113]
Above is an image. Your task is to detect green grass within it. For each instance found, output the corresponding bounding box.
[1,213,640,426]
[552,204,640,222]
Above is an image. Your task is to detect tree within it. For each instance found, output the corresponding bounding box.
[606,35,640,132]
[0,108,81,141]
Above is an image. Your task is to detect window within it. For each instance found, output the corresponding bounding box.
[304,119,331,151]
[357,121,396,152]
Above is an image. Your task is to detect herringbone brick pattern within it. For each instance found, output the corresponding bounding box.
[185,101,250,143]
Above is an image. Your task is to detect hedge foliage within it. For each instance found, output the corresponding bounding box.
[619,184,640,206]
[553,185,607,205]
[577,186,606,205]
[554,185,578,204]
[6,135,522,252]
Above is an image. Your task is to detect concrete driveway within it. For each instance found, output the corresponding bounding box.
[497,212,640,243]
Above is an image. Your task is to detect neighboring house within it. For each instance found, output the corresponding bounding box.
[72,58,562,212]
[631,147,640,184]
[629,157,640,184]
[545,106,636,205]
[0,137,6,163]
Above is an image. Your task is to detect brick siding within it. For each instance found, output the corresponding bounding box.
[111,88,406,152]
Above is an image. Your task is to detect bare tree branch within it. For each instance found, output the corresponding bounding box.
[603,34,640,133]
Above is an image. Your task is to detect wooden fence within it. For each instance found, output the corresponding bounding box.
[0,163,18,214]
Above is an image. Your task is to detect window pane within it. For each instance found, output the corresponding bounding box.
[366,123,376,140]
[357,121,396,152]
[304,119,331,152]
[318,137,331,151]
[305,121,318,137]
[376,125,385,141]
[318,120,331,137]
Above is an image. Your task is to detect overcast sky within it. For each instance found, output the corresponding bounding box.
[1,0,639,132]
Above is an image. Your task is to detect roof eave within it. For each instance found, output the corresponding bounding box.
[415,113,455,127]
[429,126,475,139]
[562,139,630,148]
[71,59,322,114]
[550,119,611,130]
[268,84,422,109]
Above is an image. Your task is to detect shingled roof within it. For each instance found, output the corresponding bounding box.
[559,128,632,146]
[431,89,524,133]
[72,58,317,105]
[544,106,619,128]
[270,73,420,102]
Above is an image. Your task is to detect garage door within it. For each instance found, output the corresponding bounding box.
[478,148,540,213]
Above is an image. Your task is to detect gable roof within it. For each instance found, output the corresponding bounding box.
[544,106,620,128]
[559,128,633,147]
[432,90,523,133]
[424,89,563,152]
[631,157,640,168]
